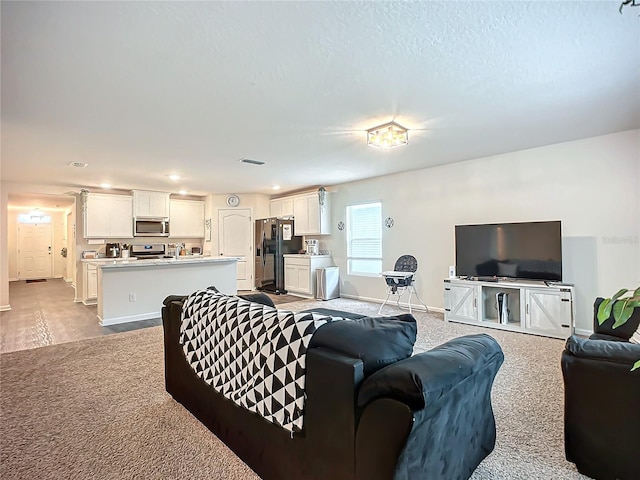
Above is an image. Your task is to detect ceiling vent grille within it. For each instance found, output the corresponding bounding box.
[69,161,88,168]
[239,158,266,166]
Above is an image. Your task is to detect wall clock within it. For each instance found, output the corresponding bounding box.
[226,194,240,207]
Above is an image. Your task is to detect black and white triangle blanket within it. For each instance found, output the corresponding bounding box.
[179,288,335,433]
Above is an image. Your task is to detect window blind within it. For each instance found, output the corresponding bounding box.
[347,202,382,275]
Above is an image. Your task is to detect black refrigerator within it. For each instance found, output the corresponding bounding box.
[254,217,303,294]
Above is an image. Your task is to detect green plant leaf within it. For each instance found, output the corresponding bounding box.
[597,298,613,324]
[632,360,640,372]
[613,300,635,329]
[611,289,629,302]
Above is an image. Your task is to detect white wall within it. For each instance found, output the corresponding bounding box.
[0,185,9,310]
[321,130,640,333]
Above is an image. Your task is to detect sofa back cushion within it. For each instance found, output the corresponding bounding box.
[593,297,640,341]
[308,314,417,376]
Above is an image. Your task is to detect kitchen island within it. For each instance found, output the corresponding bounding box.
[96,256,238,326]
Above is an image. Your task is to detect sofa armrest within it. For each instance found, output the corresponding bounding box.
[357,333,504,410]
[355,334,504,480]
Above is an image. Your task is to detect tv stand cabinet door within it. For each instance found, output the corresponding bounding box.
[445,283,480,323]
[524,288,572,338]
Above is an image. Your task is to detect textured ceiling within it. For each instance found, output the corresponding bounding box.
[1,1,639,205]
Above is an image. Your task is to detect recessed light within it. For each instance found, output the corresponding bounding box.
[169,174,181,181]
[100,183,112,189]
[178,190,188,195]
[69,161,88,168]
[272,185,281,190]
[239,158,266,166]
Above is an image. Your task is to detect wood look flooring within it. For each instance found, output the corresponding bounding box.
[0,279,161,354]
[0,281,308,354]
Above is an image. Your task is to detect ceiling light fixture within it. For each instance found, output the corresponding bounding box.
[272,185,281,190]
[69,161,88,168]
[178,190,188,195]
[367,121,408,149]
[169,174,181,181]
[100,183,112,189]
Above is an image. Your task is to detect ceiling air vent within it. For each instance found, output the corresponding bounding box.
[239,158,266,166]
[69,161,88,168]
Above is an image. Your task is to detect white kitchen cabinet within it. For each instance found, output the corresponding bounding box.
[170,199,205,238]
[292,192,331,236]
[270,197,294,218]
[444,278,574,339]
[284,255,334,297]
[133,190,170,218]
[83,262,98,304]
[83,193,133,238]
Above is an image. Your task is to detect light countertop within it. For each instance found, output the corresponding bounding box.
[85,256,239,268]
[283,254,331,258]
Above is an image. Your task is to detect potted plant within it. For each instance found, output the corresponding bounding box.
[597,286,640,371]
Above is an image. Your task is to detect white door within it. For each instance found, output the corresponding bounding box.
[18,223,53,280]
[218,209,252,290]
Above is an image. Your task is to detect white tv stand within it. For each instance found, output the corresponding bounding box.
[443,278,575,339]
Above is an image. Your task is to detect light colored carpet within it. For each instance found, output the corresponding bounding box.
[0,297,590,480]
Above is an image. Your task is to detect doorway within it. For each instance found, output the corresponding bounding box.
[18,223,52,280]
[218,209,252,290]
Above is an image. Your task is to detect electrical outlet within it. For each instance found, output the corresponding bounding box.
[129,293,136,302]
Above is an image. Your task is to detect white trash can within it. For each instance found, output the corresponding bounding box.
[316,267,340,300]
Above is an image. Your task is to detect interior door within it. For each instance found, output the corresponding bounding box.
[218,209,252,290]
[18,223,53,280]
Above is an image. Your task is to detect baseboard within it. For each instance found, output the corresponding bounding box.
[574,327,593,337]
[9,278,19,282]
[99,311,160,326]
[339,293,440,313]
[0,304,11,312]
[64,277,73,283]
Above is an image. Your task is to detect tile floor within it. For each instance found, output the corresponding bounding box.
[0,279,309,354]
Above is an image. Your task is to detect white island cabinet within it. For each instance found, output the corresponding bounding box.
[96,257,238,326]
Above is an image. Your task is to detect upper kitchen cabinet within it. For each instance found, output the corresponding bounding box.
[133,190,170,218]
[83,193,133,238]
[270,197,294,218]
[292,191,331,236]
[170,199,205,238]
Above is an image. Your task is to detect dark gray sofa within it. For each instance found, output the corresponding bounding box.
[162,291,504,480]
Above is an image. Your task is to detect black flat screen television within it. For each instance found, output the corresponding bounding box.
[455,221,562,281]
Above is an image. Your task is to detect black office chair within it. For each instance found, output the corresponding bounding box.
[379,255,428,314]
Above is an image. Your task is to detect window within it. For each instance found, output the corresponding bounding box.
[347,202,382,275]
[18,213,51,224]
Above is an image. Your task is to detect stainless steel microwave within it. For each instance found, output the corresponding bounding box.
[133,217,170,237]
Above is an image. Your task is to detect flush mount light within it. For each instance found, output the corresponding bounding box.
[100,183,112,189]
[272,185,281,190]
[168,174,181,181]
[367,121,408,149]
[239,158,266,165]
[69,161,88,168]
[178,190,188,195]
